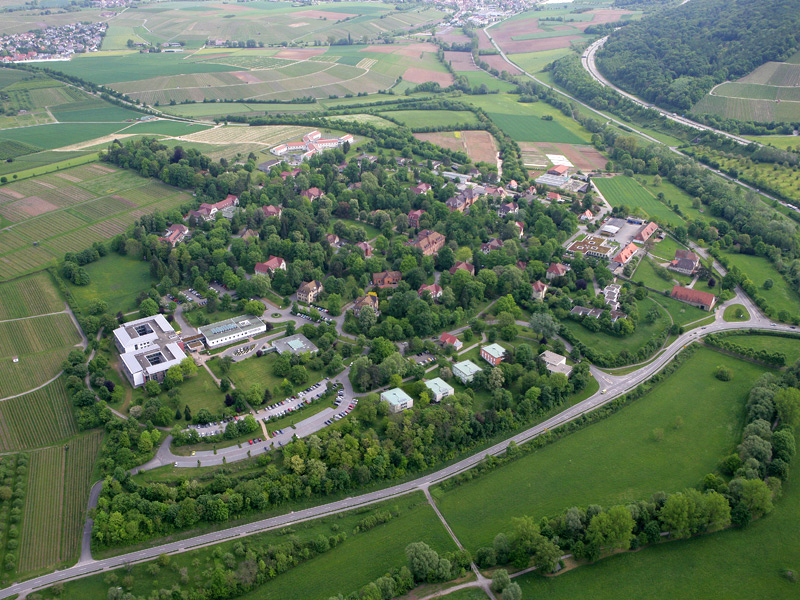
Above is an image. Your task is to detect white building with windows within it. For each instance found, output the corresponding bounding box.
[113,314,187,388]
[424,378,454,402]
[453,359,482,384]
[199,315,266,348]
[380,388,414,413]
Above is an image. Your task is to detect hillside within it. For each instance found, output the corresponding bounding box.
[597,0,800,111]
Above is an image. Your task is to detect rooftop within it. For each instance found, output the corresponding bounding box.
[482,343,506,360]
[381,387,414,407]
[425,377,454,397]
[272,333,319,355]
[199,315,265,344]
[453,359,482,376]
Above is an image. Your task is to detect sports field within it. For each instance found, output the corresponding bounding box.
[0,163,193,281]
[593,176,685,227]
[433,347,767,551]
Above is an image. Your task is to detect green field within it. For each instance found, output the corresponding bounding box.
[381,110,480,129]
[516,452,800,599]
[433,347,767,551]
[723,304,750,322]
[458,71,518,93]
[508,48,573,74]
[48,491,455,600]
[593,176,685,227]
[488,112,585,144]
[632,257,692,292]
[163,101,323,118]
[0,378,79,449]
[647,235,689,262]
[0,123,131,150]
[133,366,224,428]
[651,293,713,327]
[636,174,712,224]
[68,254,154,315]
[723,251,800,318]
[720,333,800,364]
[0,271,63,320]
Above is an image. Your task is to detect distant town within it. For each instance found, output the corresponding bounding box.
[0,21,107,63]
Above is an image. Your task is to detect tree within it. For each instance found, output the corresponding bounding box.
[327,293,342,316]
[491,569,510,593]
[180,357,198,378]
[503,583,522,600]
[138,430,153,453]
[586,505,635,551]
[164,366,183,388]
[289,365,308,385]
[184,405,192,421]
[659,493,691,538]
[244,300,265,316]
[144,380,160,397]
[714,365,733,381]
[529,312,559,339]
[774,387,800,428]
[139,298,159,318]
[406,542,447,583]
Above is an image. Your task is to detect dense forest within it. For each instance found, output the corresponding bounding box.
[597,0,800,111]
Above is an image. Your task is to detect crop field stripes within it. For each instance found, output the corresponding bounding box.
[0,378,78,450]
[0,271,63,320]
[60,430,103,563]
[19,445,65,573]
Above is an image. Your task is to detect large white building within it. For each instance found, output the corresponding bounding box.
[380,388,414,413]
[114,314,187,388]
[199,315,266,348]
[271,130,354,161]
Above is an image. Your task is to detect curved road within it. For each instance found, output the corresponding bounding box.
[3,299,796,597]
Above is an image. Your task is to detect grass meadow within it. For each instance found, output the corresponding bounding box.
[593,176,684,227]
[433,347,768,552]
[719,333,800,365]
[723,251,800,317]
[381,110,480,129]
[68,254,153,315]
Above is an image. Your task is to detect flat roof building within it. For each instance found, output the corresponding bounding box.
[425,377,454,402]
[272,333,319,355]
[199,315,266,348]
[566,236,615,259]
[113,314,186,388]
[539,350,572,377]
[453,359,482,384]
[481,343,507,366]
[381,388,414,413]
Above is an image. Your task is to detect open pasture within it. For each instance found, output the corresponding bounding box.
[433,347,766,552]
[593,175,685,227]
[413,130,499,164]
[0,378,78,449]
[0,163,193,280]
[67,254,154,316]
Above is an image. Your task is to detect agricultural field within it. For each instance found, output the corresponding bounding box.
[458,70,518,93]
[47,492,455,600]
[0,163,193,281]
[413,130,499,165]
[379,109,479,129]
[593,176,685,227]
[162,101,323,119]
[516,458,800,599]
[18,430,103,576]
[0,312,83,398]
[0,271,63,320]
[489,112,585,144]
[636,174,712,224]
[0,453,27,585]
[518,141,607,172]
[0,378,79,450]
[722,251,800,318]
[433,347,767,552]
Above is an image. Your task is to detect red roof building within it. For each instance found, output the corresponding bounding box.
[373,271,402,288]
[262,204,282,218]
[356,241,373,257]
[635,221,658,243]
[419,283,443,298]
[301,187,323,201]
[439,332,463,351]
[613,242,638,265]
[449,261,475,276]
[546,192,562,202]
[255,255,287,276]
[532,280,548,300]
[408,209,426,228]
[411,183,431,195]
[547,164,570,176]
[159,224,188,247]
[671,285,716,311]
[409,230,446,257]
[546,263,570,280]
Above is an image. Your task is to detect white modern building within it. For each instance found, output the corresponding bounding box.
[199,315,266,348]
[271,130,354,161]
[453,359,482,384]
[539,350,572,377]
[424,377,454,402]
[380,388,414,413]
[113,314,187,388]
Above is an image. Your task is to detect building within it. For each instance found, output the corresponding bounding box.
[419,283,443,299]
[453,359,482,384]
[539,350,572,377]
[515,221,525,238]
[185,194,239,222]
[325,233,340,246]
[580,209,593,222]
[113,315,187,388]
[546,263,570,280]
[425,378,454,403]
[356,241,373,257]
[449,261,475,276]
[547,164,570,176]
[410,183,431,196]
[408,209,426,228]
[536,174,570,188]
[671,285,716,311]
[571,305,627,322]
[409,229,446,256]
[669,249,700,275]
[634,221,659,243]
[297,280,324,303]
[532,280,548,300]
[352,293,380,317]
[262,204,282,219]
[481,238,504,254]
[566,236,615,259]
[373,271,402,288]
[481,343,506,366]
[199,315,267,348]
[497,202,519,217]
[255,255,287,276]
[439,332,463,351]
[613,242,638,265]
[272,333,319,355]
[159,224,188,247]
[380,388,414,413]
[546,192,562,203]
[301,187,323,201]
[271,131,353,161]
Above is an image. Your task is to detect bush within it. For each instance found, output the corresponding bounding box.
[714,365,733,381]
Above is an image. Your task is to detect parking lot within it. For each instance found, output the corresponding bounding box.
[256,380,329,424]
[411,352,436,365]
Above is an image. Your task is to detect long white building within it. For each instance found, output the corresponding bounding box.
[114,314,187,388]
[271,130,354,160]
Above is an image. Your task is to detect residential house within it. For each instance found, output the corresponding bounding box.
[301,187,323,201]
[546,263,570,280]
[546,192,563,203]
[408,209,426,228]
[547,164,570,176]
[425,377,454,403]
[419,283,443,299]
[356,241,373,257]
[262,204,283,219]
[380,388,414,413]
[352,294,380,317]
[373,271,402,288]
[671,285,716,311]
[409,230,446,257]
[449,261,475,276]
[539,350,572,377]
[453,359,482,384]
[668,249,700,276]
[497,202,519,217]
[410,183,431,195]
[159,224,188,247]
[255,255,287,276]
[532,280,548,300]
[481,343,506,366]
[481,238,504,254]
[297,280,324,303]
[515,221,524,238]
[507,179,518,191]
[579,209,593,221]
[439,332,463,351]
[325,233,340,246]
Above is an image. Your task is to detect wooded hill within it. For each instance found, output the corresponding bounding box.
[597,0,800,111]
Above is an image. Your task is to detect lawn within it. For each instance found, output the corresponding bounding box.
[648,235,689,262]
[632,257,692,293]
[723,304,749,322]
[593,176,684,227]
[68,254,153,315]
[433,347,768,551]
[723,251,800,318]
[719,333,800,365]
[381,110,480,129]
[331,217,382,240]
[458,71,517,93]
[637,174,712,224]
[130,367,224,428]
[515,453,800,599]
[48,491,456,600]
[651,293,713,327]
[509,48,573,74]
